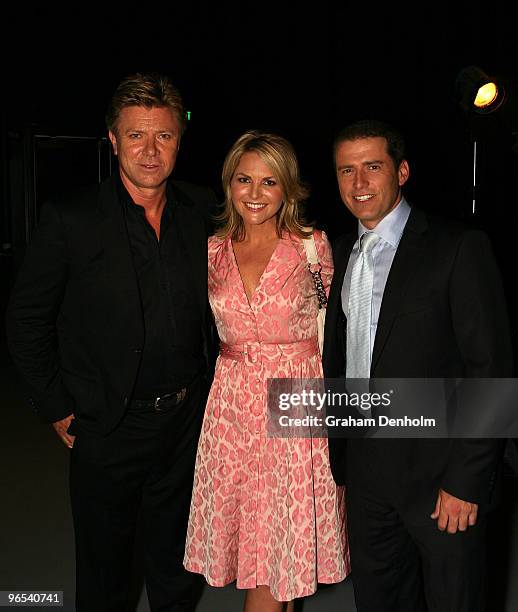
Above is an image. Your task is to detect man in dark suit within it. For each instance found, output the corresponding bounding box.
[6,73,216,612]
[322,120,513,611]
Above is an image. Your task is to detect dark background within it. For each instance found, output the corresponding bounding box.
[1,6,517,609]
[2,4,517,358]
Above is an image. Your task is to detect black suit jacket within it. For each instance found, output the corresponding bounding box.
[6,175,216,435]
[323,207,513,511]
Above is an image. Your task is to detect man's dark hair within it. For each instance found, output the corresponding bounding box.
[105,72,186,134]
[333,119,407,168]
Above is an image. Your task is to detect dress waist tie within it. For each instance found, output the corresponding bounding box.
[219,339,318,365]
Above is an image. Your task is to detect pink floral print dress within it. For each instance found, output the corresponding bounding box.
[183,230,350,601]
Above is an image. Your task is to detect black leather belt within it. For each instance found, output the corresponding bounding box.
[132,388,187,412]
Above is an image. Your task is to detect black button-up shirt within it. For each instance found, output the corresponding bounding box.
[119,178,204,398]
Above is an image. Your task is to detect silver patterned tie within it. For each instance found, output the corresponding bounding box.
[346,232,380,379]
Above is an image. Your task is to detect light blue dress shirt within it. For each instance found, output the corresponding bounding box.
[341,197,411,361]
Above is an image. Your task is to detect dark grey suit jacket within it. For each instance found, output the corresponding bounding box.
[323,207,513,512]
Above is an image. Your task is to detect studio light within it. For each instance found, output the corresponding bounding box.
[474,82,499,109]
[454,65,518,215]
[455,65,505,115]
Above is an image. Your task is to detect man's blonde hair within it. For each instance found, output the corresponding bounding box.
[106,72,186,134]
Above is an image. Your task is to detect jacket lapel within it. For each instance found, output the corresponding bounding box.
[97,177,144,345]
[329,232,357,319]
[371,208,428,373]
[323,232,356,375]
[169,183,207,312]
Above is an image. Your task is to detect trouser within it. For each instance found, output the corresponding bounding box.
[69,379,206,612]
[346,441,487,612]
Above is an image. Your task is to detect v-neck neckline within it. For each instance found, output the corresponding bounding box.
[230,236,281,308]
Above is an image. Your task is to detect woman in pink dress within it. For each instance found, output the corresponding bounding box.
[184,131,350,611]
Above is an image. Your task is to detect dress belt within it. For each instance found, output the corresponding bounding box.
[219,339,318,364]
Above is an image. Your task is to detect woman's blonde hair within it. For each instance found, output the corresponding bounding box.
[216,131,311,240]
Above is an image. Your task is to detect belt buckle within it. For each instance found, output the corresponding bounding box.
[154,395,165,412]
[244,343,259,365]
[154,388,187,412]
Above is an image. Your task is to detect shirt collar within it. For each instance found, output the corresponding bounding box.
[116,172,175,213]
[357,197,411,247]
[116,172,133,208]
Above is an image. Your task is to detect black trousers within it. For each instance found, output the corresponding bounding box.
[69,380,206,612]
[346,441,487,612]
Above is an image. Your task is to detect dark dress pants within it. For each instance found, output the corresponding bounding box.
[346,440,487,612]
[70,380,206,612]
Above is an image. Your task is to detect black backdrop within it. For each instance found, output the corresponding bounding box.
[2,4,518,355]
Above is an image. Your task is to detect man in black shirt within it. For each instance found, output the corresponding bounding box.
[7,73,216,612]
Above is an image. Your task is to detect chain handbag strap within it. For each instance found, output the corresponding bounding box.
[302,229,327,308]
[309,265,328,308]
